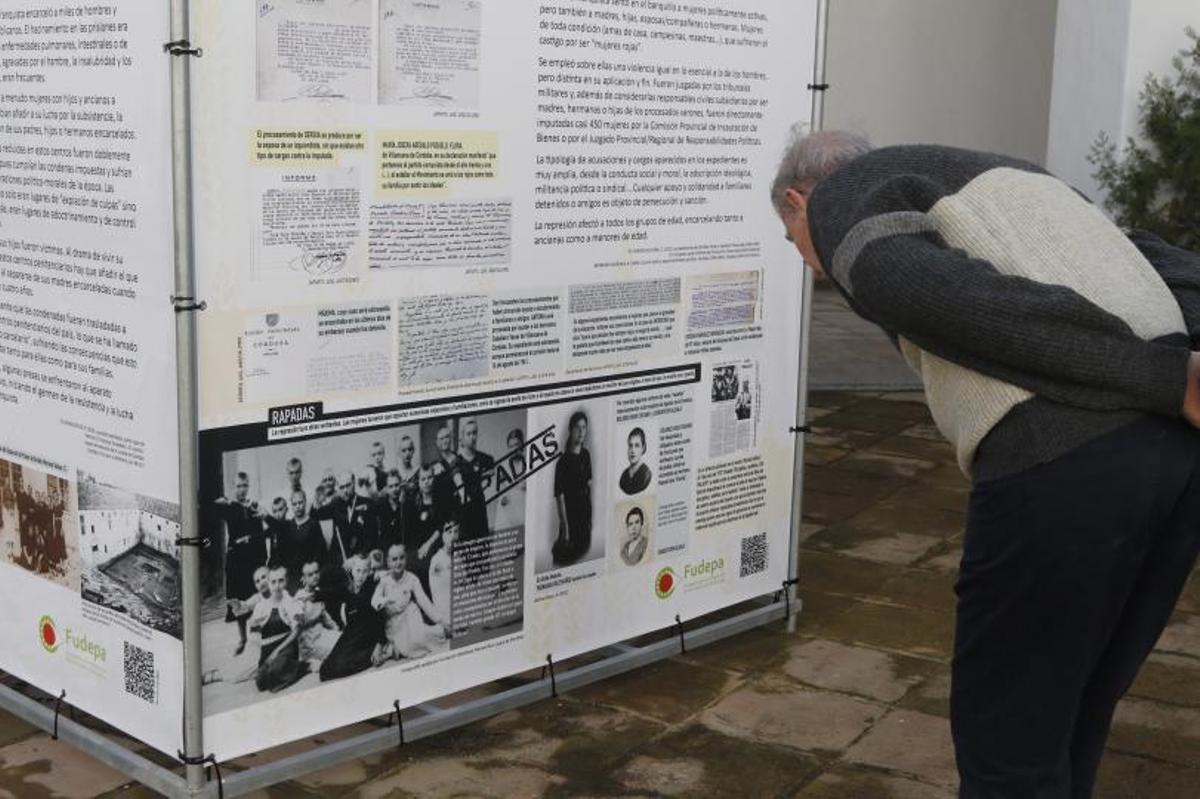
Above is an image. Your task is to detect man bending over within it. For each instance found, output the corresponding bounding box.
[772,128,1200,798]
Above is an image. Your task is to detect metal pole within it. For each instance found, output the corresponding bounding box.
[810,0,831,132]
[167,0,206,793]
[786,0,831,633]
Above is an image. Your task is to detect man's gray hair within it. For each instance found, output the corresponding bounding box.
[770,127,873,215]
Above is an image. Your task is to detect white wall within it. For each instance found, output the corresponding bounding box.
[79,508,140,568]
[1047,0,1198,201]
[1123,3,1198,145]
[823,0,1059,165]
[79,509,180,567]
[140,511,181,561]
[1044,0,1131,199]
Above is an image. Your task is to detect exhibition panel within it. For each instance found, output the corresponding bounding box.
[0,0,818,792]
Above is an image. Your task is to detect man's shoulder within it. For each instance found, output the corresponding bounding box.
[851,144,1043,173]
[810,144,1054,256]
[823,144,1047,200]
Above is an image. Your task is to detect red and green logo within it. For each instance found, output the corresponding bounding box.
[655,567,676,599]
[39,615,59,653]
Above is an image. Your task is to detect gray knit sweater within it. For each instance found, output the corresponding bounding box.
[807,145,1196,481]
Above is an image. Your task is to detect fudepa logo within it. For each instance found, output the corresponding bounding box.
[684,558,725,582]
[39,615,59,653]
[36,616,107,664]
[655,567,677,599]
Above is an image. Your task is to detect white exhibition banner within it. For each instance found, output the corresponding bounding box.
[191,0,814,759]
[2,0,816,763]
[0,2,183,754]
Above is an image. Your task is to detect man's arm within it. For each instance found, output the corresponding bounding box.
[247,599,269,632]
[1127,230,1200,347]
[821,189,1189,416]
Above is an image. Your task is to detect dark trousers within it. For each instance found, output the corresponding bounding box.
[953,415,1200,798]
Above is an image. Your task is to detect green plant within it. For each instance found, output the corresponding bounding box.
[1089,27,1199,250]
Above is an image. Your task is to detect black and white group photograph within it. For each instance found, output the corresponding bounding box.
[0,457,78,589]
[711,363,754,420]
[199,409,526,714]
[709,361,760,458]
[78,472,182,638]
[528,400,610,576]
[710,364,740,403]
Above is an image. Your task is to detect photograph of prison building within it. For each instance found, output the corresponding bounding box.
[78,473,182,639]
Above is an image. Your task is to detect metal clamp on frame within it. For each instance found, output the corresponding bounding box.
[674,614,687,654]
[163,39,203,57]
[177,751,223,798]
[776,578,801,622]
[175,536,210,549]
[51,690,66,741]
[788,425,812,435]
[807,82,830,91]
[541,654,558,698]
[388,700,405,746]
[170,295,207,313]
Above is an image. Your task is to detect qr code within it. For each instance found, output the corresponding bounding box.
[740,532,768,577]
[123,641,157,704]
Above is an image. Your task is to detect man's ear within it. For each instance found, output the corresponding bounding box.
[783,187,807,214]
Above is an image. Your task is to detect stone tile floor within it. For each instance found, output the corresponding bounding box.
[809,285,921,392]
[1,391,1198,797]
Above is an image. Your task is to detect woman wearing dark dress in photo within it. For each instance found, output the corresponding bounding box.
[247,567,307,693]
[319,555,383,681]
[406,465,443,595]
[618,427,652,496]
[553,410,593,566]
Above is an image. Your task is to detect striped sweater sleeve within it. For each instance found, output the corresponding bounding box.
[1127,230,1200,347]
[817,177,1189,417]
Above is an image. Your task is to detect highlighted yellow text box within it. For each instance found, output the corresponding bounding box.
[377,131,498,197]
[252,129,367,166]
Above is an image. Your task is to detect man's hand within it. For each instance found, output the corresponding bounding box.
[1184,353,1200,428]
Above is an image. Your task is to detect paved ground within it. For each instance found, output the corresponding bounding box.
[808,284,921,392]
[0,391,1197,797]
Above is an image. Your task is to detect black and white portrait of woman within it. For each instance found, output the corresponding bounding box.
[613,497,656,571]
[553,410,593,567]
[619,505,648,566]
[618,426,653,495]
[529,400,610,575]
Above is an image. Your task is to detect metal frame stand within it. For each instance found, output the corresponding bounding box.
[787,0,831,633]
[0,0,832,794]
[0,597,788,797]
[211,597,789,797]
[165,0,207,793]
[0,681,185,796]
